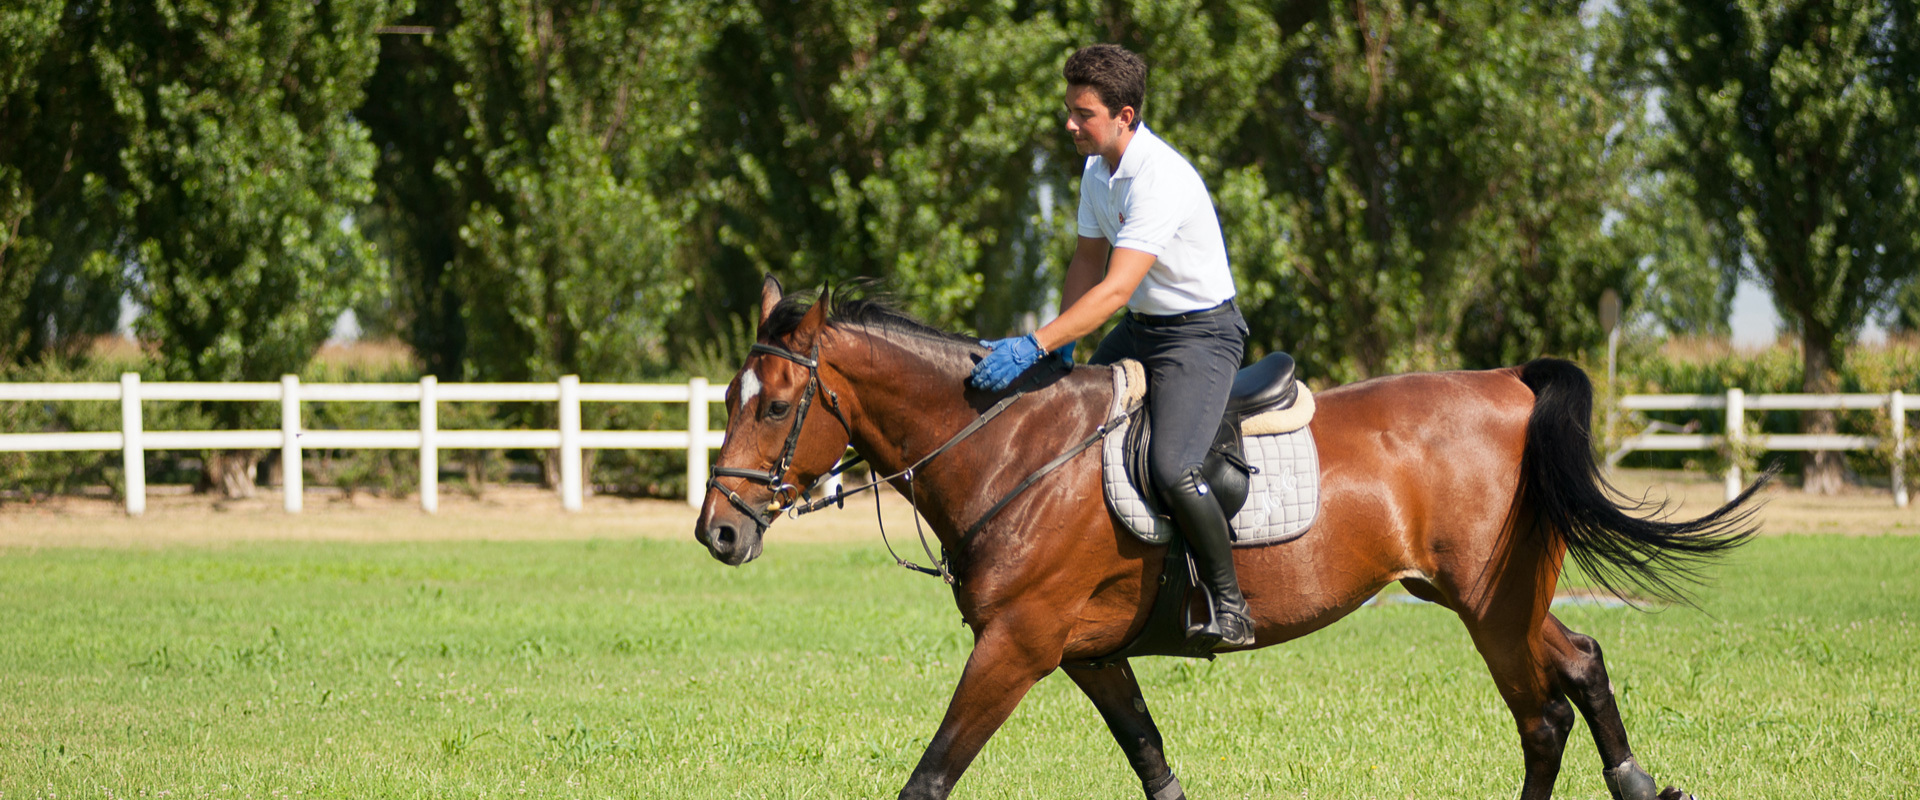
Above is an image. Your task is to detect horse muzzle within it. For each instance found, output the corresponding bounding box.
[695,501,767,566]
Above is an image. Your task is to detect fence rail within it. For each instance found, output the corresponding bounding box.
[1611,389,1913,508]
[2,378,1913,513]
[0,374,726,514]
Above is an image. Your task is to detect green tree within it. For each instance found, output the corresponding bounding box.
[363,0,711,388]
[89,0,391,495]
[1209,0,1654,381]
[445,0,707,383]
[0,0,65,362]
[694,0,1078,338]
[0,0,125,364]
[359,4,471,379]
[1628,0,1920,493]
[1892,279,1920,333]
[1625,171,1736,338]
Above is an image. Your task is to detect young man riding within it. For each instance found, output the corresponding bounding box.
[969,43,1251,650]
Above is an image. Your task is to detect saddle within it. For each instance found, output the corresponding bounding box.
[1070,354,1320,670]
[1120,353,1301,524]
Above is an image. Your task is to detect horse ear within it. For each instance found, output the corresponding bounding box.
[794,284,832,343]
[758,275,784,325]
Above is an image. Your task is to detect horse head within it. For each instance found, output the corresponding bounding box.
[695,276,855,565]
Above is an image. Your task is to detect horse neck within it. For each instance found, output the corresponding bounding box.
[821,328,1001,528]
[823,326,980,469]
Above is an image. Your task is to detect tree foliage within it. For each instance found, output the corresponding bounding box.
[1210,1,1657,380]
[12,0,1910,414]
[692,1,1075,337]
[94,0,389,392]
[364,0,709,383]
[1627,0,1920,491]
[0,0,124,364]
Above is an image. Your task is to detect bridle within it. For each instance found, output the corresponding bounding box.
[705,341,852,531]
[706,338,1132,585]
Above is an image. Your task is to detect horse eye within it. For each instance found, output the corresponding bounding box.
[767,401,792,420]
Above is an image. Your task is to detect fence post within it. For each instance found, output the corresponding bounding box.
[280,375,302,513]
[687,377,709,508]
[420,375,438,514]
[121,373,145,516]
[559,375,583,512]
[1894,390,1908,510]
[1724,388,1744,504]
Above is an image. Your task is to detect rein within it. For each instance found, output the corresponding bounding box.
[786,368,1048,584]
[709,343,1133,586]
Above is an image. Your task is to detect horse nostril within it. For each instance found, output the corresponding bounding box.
[712,523,738,553]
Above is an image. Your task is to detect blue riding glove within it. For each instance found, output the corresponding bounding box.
[1054,341,1077,366]
[969,333,1046,391]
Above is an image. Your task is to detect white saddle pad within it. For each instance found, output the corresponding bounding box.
[1100,361,1321,547]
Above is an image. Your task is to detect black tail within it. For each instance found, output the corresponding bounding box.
[1518,358,1771,606]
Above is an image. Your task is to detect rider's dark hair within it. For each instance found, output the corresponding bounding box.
[1063,44,1146,130]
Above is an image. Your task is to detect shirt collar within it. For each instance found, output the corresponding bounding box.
[1110,123,1160,181]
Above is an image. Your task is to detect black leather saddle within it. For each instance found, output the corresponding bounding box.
[1123,353,1301,526]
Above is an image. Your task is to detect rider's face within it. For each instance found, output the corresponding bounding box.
[1064,85,1133,161]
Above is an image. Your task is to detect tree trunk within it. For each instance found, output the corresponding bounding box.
[200,450,261,499]
[463,451,487,498]
[1801,336,1848,495]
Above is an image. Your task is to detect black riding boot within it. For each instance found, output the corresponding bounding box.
[1163,468,1253,649]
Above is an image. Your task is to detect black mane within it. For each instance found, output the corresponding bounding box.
[760,288,980,347]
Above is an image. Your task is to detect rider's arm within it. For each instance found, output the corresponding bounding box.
[1059,235,1109,311]
[1033,242,1153,353]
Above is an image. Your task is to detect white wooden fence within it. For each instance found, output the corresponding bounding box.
[1610,390,1914,507]
[2,378,1913,513]
[0,374,727,514]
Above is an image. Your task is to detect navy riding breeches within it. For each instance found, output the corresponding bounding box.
[1088,304,1248,489]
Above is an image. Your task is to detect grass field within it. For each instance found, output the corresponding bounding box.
[2,502,1916,798]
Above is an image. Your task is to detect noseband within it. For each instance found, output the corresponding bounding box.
[707,342,851,531]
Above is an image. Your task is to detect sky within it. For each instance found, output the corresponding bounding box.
[1728,275,1887,348]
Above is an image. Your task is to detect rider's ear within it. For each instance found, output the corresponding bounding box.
[759,274,784,326]
[793,285,832,345]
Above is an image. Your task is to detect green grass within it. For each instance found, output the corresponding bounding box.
[2,535,1916,799]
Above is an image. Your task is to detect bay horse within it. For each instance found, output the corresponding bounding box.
[695,279,1763,800]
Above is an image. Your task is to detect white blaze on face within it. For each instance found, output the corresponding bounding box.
[739,368,763,411]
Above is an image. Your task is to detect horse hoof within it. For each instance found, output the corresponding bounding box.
[1656,789,1692,800]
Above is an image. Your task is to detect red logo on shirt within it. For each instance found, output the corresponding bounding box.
[1118,212,1126,224]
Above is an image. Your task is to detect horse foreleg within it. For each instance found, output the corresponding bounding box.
[1064,660,1184,800]
[898,618,1064,800]
[1545,616,1693,800]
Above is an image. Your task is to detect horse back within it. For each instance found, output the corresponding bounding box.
[1229,368,1542,635]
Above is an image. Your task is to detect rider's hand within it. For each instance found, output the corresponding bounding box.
[969,334,1045,391]
[1053,341,1077,367]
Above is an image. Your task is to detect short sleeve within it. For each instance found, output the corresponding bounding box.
[1076,176,1103,238]
[1111,173,1181,257]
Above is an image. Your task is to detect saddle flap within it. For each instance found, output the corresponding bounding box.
[1226,353,1297,417]
[1121,403,1250,529]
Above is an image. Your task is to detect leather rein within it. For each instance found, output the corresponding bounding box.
[707,343,1135,586]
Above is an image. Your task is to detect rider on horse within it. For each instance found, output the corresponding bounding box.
[969,44,1251,650]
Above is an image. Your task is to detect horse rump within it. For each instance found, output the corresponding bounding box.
[1516,358,1772,606]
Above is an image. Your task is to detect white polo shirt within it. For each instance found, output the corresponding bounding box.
[1075,124,1235,316]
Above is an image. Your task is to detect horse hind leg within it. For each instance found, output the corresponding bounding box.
[1544,616,1693,800]
[1457,603,1578,800]
[1064,661,1185,800]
